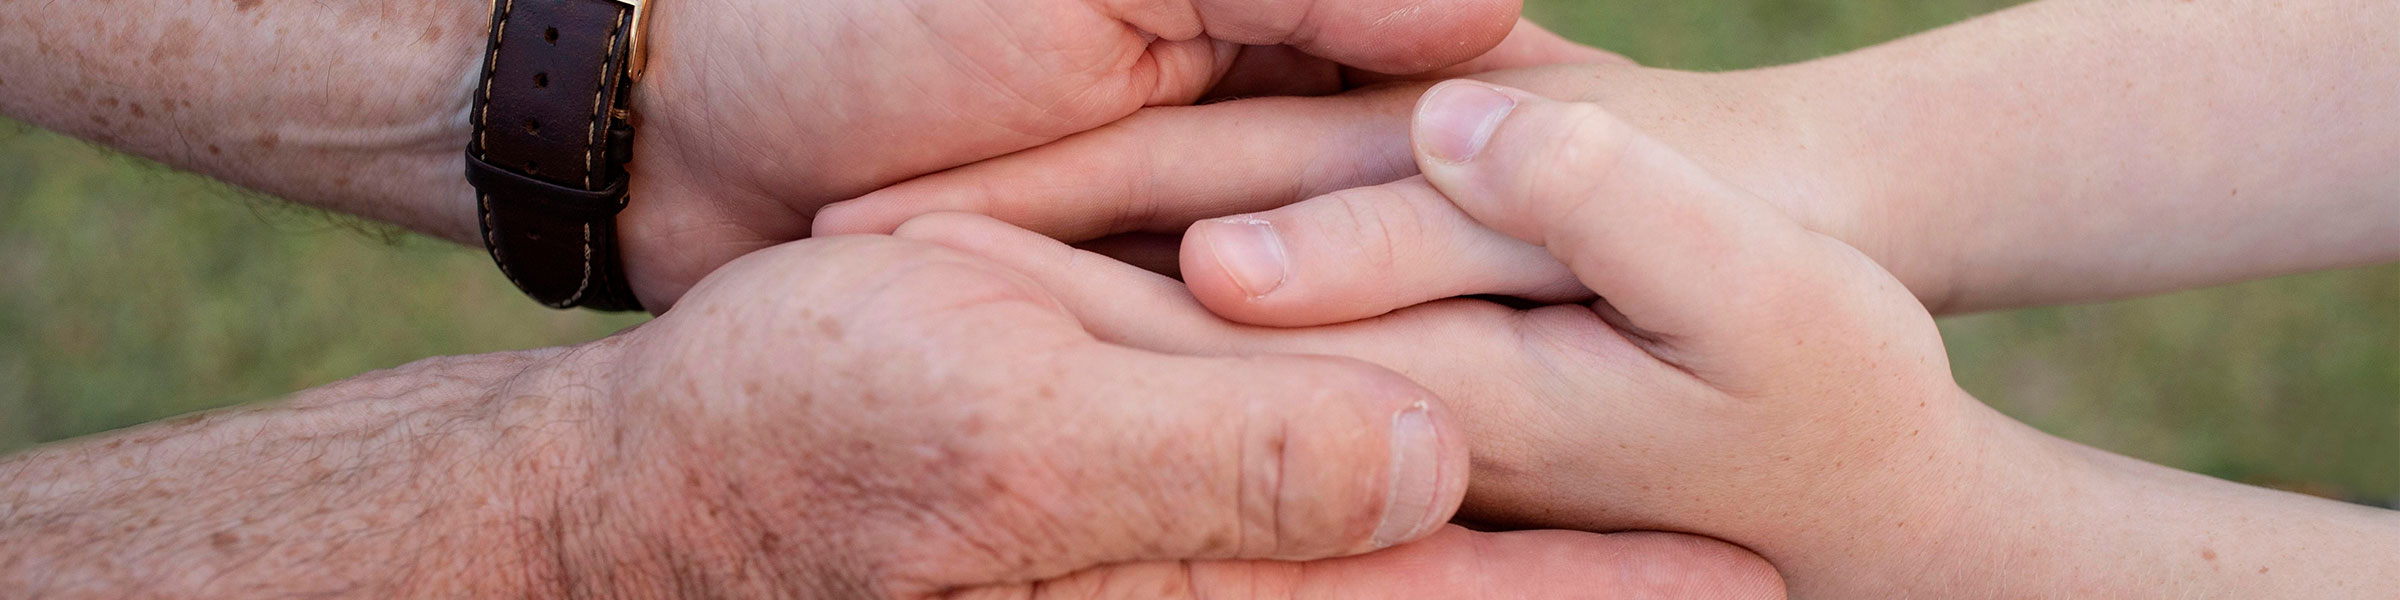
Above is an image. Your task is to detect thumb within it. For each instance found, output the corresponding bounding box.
[986,345,1468,574]
[1407,80,1896,374]
[850,230,1476,578]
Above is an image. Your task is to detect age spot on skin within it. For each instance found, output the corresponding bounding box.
[128,102,146,118]
[150,20,200,63]
[2201,547,2217,561]
[254,131,280,150]
[206,144,222,155]
[232,0,263,12]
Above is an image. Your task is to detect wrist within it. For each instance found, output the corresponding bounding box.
[484,332,801,598]
[1722,62,1968,313]
[0,345,629,597]
[1863,395,2122,597]
[299,1,492,246]
[1503,64,1958,309]
[443,341,639,597]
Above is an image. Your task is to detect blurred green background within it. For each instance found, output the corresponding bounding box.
[2,0,2392,506]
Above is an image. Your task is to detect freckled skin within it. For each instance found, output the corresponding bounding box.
[0,0,492,238]
[0,236,1786,599]
[0,0,1585,312]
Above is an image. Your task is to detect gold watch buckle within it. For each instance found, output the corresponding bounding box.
[620,0,655,82]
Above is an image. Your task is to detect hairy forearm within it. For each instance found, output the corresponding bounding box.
[0,349,599,597]
[0,0,488,243]
[1763,0,2400,313]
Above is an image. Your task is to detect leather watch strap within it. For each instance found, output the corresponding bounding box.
[467,0,645,311]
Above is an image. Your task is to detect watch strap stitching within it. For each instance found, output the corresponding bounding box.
[473,0,526,295]
[559,10,628,307]
[466,0,643,311]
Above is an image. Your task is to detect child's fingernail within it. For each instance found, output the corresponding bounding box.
[1416,82,1517,163]
[1203,216,1288,299]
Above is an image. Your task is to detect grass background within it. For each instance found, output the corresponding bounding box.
[2,0,2393,506]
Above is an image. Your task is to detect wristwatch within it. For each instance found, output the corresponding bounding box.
[464,0,657,311]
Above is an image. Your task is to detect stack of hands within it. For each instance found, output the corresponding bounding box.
[2,0,2395,597]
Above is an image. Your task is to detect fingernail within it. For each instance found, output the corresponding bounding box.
[1371,402,1441,547]
[1416,82,1517,163]
[1204,217,1288,299]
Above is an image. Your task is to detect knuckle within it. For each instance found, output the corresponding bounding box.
[1259,358,1425,549]
[1504,105,1637,234]
[1319,187,1429,279]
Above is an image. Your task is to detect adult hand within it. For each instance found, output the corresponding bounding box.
[885,81,2400,598]
[0,0,1621,312]
[0,230,1784,598]
[618,1,1625,307]
[521,233,1783,596]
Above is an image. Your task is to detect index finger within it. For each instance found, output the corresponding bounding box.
[812,86,1426,241]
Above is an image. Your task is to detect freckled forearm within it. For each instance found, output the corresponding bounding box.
[0,0,492,243]
[0,349,611,598]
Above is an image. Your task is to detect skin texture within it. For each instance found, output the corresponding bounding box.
[0,234,1787,599]
[0,0,1617,310]
[882,81,2400,597]
[0,0,1783,595]
[814,0,2400,595]
[817,0,2400,320]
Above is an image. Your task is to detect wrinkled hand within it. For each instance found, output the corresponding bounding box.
[618,0,1624,307]
[886,82,2054,598]
[510,233,1780,598]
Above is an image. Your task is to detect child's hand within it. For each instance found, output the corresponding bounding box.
[885,81,2017,598]
[809,64,1915,325]
[894,76,2400,598]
